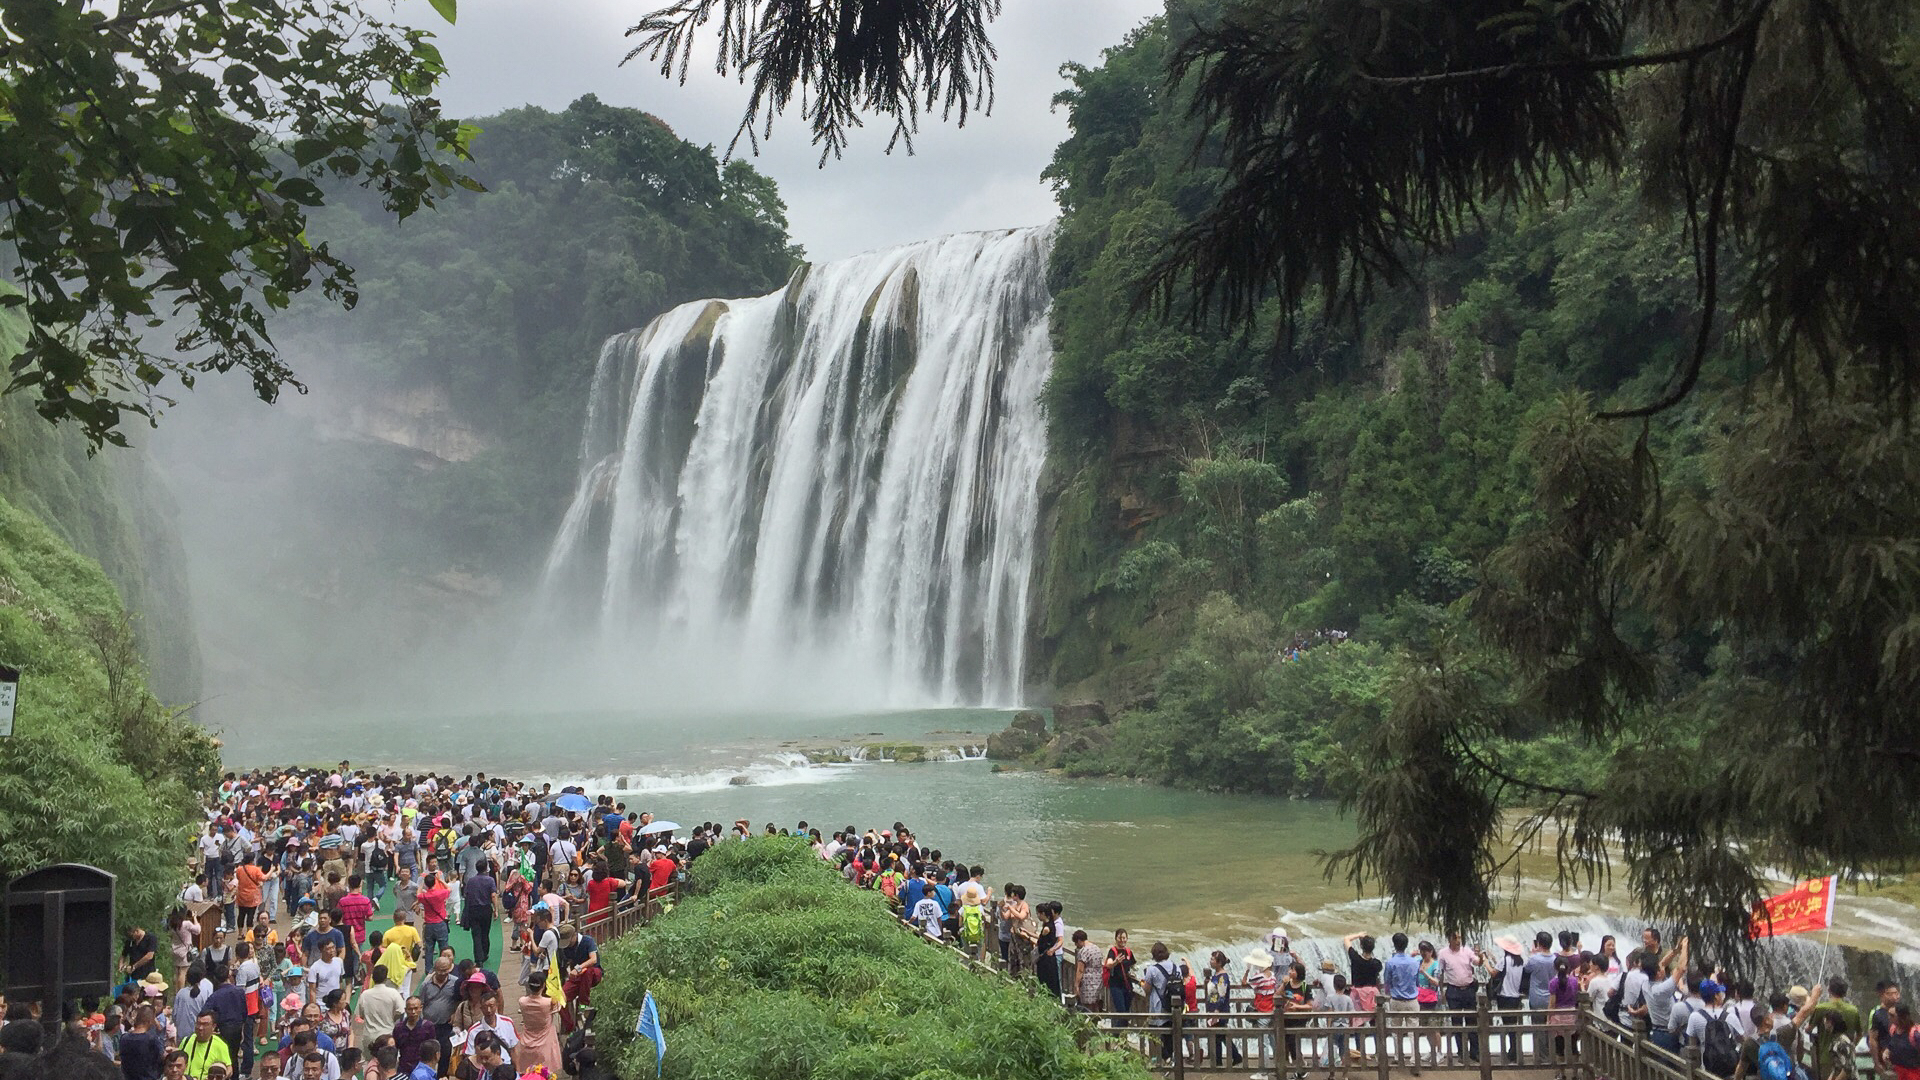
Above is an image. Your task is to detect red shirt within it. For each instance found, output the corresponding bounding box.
[337,893,373,942]
[418,883,450,925]
[648,857,676,895]
[586,877,619,914]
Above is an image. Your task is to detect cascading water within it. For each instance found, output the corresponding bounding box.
[535,228,1052,708]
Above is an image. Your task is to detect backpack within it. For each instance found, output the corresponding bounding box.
[960,904,985,945]
[1155,961,1186,1009]
[1604,980,1625,1025]
[1758,1040,1795,1080]
[1702,1008,1741,1077]
[431,830,451,861]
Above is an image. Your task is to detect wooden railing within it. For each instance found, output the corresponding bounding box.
[1065,995,1706,1080]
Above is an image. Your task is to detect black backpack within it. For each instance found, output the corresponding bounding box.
[1603,979,1625,1025]
[1702,1009,1741,1077]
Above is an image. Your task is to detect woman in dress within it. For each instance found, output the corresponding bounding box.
[1072,930,1104,1012]
[516,979,566,1075]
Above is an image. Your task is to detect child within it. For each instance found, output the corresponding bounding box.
[1318,973,1357,1076]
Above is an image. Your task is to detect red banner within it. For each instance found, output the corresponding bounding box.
[1749,877,1837,939]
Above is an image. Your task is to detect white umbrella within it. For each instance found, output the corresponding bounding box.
[637,820,680,836]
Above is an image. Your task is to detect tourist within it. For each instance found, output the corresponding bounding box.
[1437,930,1484,1061]
[389,997,434,1077]
[1142,942,1183,1063]
[515,976,564,1074]
[1072,930,1104,1013]
[1316,973,1356,1076]
[1004,885,1035,978]
[460,864,497,968]
[1037,902,1067,1002]
[318,990,351,1050]
[1106,929,1138,1018]
[179,1012,232,1080]
[1383,933,1421,1073]
[1203,950,1245,1067]
[306,941,345,1008]
[166,911,199,989]
[1871,981,1904,1075]
[416,871,452,969]
[351,966,404,1049]
[203,964,250,1077]
[1488,936,1526,1062]
[1547,956,1581,1079]
[1415,940,1444,1065]
[1280,959,1315,1078]
[120,1005,166,1080]
[1809,981,1864,1080]
[467,1031,514,1080]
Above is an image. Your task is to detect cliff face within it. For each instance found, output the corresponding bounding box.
[312,382,491,464]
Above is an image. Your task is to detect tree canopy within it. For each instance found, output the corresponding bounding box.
[0,0,474,446]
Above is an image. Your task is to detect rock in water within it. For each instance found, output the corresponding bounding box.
[986,715,1047,760]
[728,775,750,786]
[1052,701,1109,732]
[615,776,629,791]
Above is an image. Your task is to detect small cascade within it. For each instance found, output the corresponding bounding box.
[535,228,1054,707]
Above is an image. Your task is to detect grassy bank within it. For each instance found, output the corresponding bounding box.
[594,838,1149,1080]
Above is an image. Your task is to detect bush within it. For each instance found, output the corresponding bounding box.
[594,839,1149,1080]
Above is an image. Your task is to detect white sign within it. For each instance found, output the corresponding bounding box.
[0,677,15,738]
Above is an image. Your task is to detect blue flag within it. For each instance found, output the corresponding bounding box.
[635,990,666,1074]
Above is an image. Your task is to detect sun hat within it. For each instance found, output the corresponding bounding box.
[465,971,490,986]
[1319,959,1337,973]
[1244,949,1275,970]
[1493,936,1523,956]
[1788,985,1810,1005]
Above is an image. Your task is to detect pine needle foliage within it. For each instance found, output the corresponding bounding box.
[1144,0,1920,419]
[1330,377,1920,958]
[624,0,1002,163]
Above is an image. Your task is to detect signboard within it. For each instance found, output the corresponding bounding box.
[4,864,117,1004]
[1748,876,1837,939]
[0,663,16,737]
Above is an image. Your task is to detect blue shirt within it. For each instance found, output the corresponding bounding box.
[902,878,927,909]
[411,1066,439,1080]
[1385,951,1420,1000]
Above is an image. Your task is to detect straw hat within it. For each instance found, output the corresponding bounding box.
[1319,959,1338,973]
[1788,985,1810,1006]
[1244,949,1275,970]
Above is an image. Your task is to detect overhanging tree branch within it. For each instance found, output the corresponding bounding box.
[1355,0,1775,87]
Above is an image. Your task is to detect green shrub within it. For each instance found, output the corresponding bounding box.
[595,839,1149,1080]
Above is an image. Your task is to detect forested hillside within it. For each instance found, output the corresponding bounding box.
[1031,7,1726,795]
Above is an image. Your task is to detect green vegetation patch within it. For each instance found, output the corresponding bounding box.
[0,492,219,972]
[594,837,1149,1080]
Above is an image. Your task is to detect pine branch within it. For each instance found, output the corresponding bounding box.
[1357,0,1775,87]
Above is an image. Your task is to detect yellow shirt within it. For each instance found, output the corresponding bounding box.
[181,1033,232,1079]
[382,922,422,970]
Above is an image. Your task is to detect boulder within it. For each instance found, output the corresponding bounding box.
[728,774,751,786]
[615,776,629,791]
[1010,709,1048,735]
[986,723,1047,761]
[1052,700,1110,733]
[1047,726,1114,762]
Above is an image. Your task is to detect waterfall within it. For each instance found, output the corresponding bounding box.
[535,227,1053,708]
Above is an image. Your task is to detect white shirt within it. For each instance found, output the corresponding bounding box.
[464,1015,518,1049]
[306,957,344,1000]
[1587,973,1615,1019]
[955,880,988,906]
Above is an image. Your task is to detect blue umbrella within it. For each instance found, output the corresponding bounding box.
[555,792,593,813]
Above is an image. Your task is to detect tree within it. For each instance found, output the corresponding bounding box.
[0,0,476,447]
[624,0,1003,162]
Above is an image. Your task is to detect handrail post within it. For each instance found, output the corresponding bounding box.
[1477,993,1494,1080]
[1375,1001,1391,1080]
[1575,993,1591,1080]
[1171,998,1186,1080]
[1272,999,1285,1075]
[1686,1043,1704,1080]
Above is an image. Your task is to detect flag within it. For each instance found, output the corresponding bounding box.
[545,945,566,1009]
[635,990,665,1074]
[1749,876,1838,939]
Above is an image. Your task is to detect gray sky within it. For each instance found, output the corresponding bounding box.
[415,0,1162,262]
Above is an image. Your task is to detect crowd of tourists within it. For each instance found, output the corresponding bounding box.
[0,764,1909,1080]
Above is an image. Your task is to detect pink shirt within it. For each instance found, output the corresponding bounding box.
[1437,945,1480,987]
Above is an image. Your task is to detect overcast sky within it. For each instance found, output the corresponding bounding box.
[412,0,1162,262]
